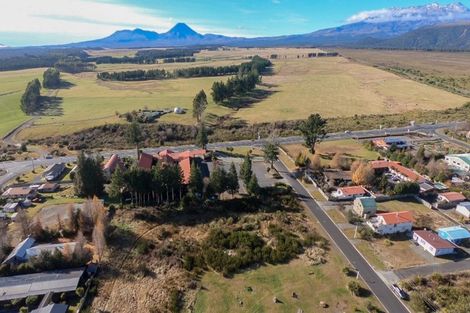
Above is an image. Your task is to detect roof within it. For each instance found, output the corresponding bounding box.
[338,186,367,196]
[377,211,414,225]
[31,303,69,313]
[178,158,191,185]
[0,268,84,301]
[457,202,470,210]
[2,237,36,264]
[447,154,470,166]
[158,149,175,157]
[438,226,470,241]
[355,197,377,209]
[170,149,207,162]
[138,152,155,170]
[324,170,352,181]
[103,154,124,172]
[26,242,77,258]
[390,163,426,183]
[1,187,35,198]
[38,182,59,191]
[414,230,455,250]
[370,160,398,170]
[439,192,466,203]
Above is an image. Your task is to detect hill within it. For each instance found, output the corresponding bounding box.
[365,23,470,51]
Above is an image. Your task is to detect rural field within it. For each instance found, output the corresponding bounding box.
[0,47,467,140]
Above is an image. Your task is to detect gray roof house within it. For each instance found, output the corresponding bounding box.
[43,163,66,181]
[2,236,36,264]
[31,303,69,313]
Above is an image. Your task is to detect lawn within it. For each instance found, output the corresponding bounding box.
[282,139,379,167]
[0,68,41,137]
[194,258,381,313]
[2,48,465,140]
[355,241,387,271]
[327,209,348,224]
[378,198,453,229]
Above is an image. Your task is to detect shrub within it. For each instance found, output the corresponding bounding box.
[348,281,361,296]
[76,287,85,298]
[25,295,39,306]
[19,307,28,313]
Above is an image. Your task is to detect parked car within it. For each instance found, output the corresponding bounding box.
[391,284,409,300]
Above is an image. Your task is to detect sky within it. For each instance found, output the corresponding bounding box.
[0,0,468,46]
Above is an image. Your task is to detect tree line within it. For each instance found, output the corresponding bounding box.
[96,56,271,82]
[90,49,198,64]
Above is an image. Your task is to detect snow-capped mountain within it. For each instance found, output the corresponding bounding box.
[348,2,470,24]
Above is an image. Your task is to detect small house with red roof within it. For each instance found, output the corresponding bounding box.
[333,186,368,200]
[138,152,157,171]
[367,211,414,235]
[413,230,455,256]
[438,192,466,205]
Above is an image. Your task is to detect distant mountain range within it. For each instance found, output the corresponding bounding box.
[8,2,470,51]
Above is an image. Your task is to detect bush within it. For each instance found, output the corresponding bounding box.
[25,295,39,306]
[348,281,361,296]
[19,307,28,313]
[76,287,85,298]
[393,182,420,195]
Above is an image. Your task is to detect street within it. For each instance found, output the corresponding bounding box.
[274,160,410,313]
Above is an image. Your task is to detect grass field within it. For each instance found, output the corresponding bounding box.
[194,256,380,313]
[0,68,41,136]
[0,48,467,139]
[282,139,379,167]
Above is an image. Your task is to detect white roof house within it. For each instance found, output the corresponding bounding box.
[444,154,470,172]
[456,202,470,219]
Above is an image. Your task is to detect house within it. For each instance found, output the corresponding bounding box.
[333,186,368,199]
[43,163,66,181]
[438,226,470,244]
[3,202,20,213]
[413,230,455,256]
[2,237,36,264]
[0,268,85,301]
[26,242,77,259]
[324,170,352,187]
[389,163,427,183]
[367,211,414,235]
[444,154,470,172]
[38,182,59,193]
[353,197,377,218]
[103,154,125,178]
[437,192,466,204]
[372,137,411,150]
[31,303,69,313]
[1,187,37,200]
[456,202,470,219]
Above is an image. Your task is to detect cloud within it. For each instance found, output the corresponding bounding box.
[272,0,281,4]
[347,2,470,24]
[0,0,189,42]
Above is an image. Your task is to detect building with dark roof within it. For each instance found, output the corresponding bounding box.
[413,230,455,256]
[2,236,36,265]
[31,303,69,313]
[43,163,66,181]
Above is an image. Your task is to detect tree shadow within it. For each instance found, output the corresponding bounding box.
[220,88,278,110]
[59,80,75,89]
[38,96,64,116]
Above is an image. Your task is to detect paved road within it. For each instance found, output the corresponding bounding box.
[432,130,470,151]
[394,259,470,280]
[0,121,465,188]
[274,160,410,313]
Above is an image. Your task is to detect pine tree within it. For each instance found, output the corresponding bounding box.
[188,162,204,195]
[262,141,279,169]
[74,151,105,197]
[127,119,143,159]
[210,164,227,198]
[247,174,260,195]
[196,122,208,149]
[298,113,327,154]
[192,89,208,123]
[240,154,253,185]
[108,167,125,203]
[227,162,239,197]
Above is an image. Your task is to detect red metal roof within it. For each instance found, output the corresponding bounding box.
[390,163,426,183]
[138,152,155,170]
[414,230,455,250]
[338,186,367,196]
[370,160,400,169]
[377,211,414,225]
[440,192,466,203]
[178,157,192,185]
[103,154,124,172]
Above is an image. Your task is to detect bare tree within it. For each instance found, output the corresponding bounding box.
[0,221,10,259]
[65,204,76,233]
[92,220,106,263]
[16,210,31,239]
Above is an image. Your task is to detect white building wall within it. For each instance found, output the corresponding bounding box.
[445,156,470,172]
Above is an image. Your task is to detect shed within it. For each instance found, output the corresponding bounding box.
[353,197,377,218]
[456,202,470,219]
[438,226,470,244]
[31,303,69,313]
